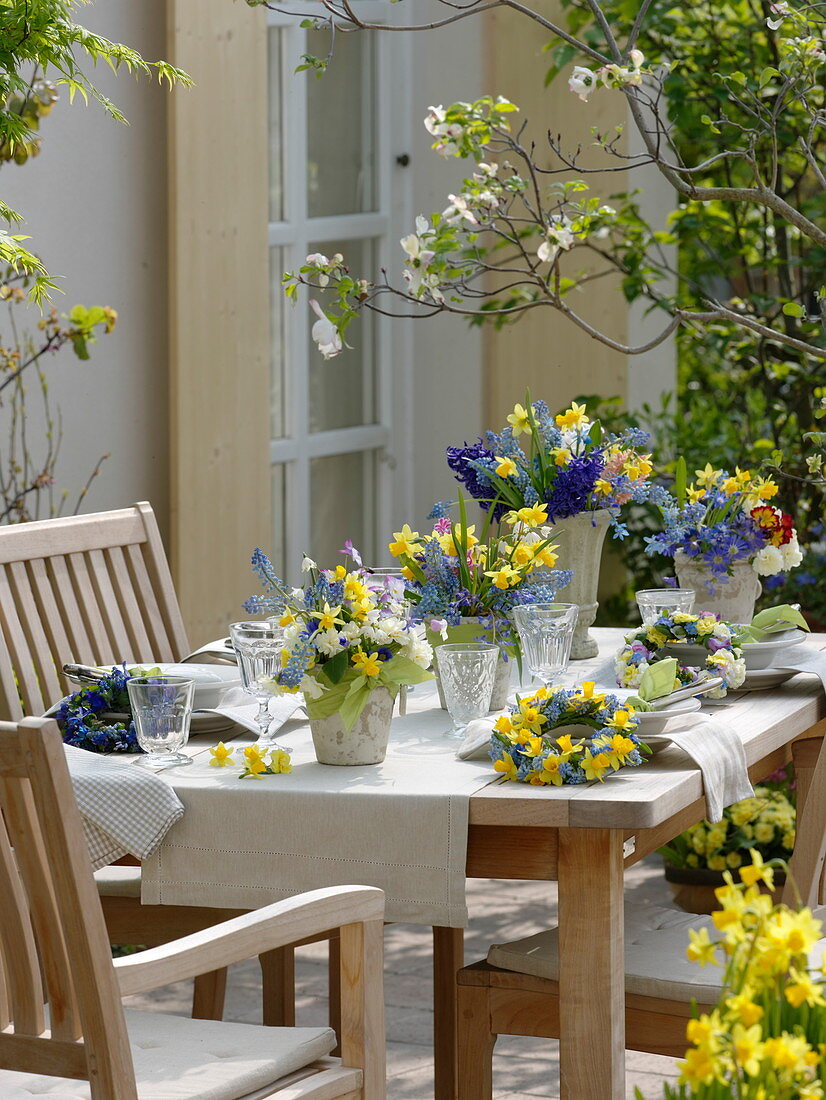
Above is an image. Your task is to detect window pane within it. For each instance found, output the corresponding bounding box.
[309,238,377,433]
[268,28,284,222]
[270,245,286,439]
[310,451,377,566]
[270,462,288,579]
[306,29,376,218]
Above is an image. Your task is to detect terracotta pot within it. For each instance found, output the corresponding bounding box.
[426,618,512,712]
[674,552,762,624]
[548,509,611,659]
[664,861,785,915]
[308,687,394,766]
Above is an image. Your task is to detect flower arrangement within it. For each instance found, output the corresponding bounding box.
[616,612,746,699]
[660,784,796,874]
[488,682,649,785]
[445,397,668,530]
[209,741,293,780]
[663,855,825,1098]
[646,460,803,588]
[387,498,572,637]
[245,548,434,730]
[55,664,162,753]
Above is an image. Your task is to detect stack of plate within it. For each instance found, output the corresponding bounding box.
[664,628,808,691]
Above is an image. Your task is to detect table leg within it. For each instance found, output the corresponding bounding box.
[433,925,464,1100]
[558,827,625,1099]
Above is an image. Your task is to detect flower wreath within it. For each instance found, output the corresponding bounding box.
[488,682,649,785]
[54,664,160,753]
[615,612,746,699]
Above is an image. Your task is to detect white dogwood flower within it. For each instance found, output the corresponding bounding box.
[309,299,342,360]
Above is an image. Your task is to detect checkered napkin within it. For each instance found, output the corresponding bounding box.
[63,745,185,871]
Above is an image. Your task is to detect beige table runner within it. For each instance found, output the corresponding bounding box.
[141,683,495,927]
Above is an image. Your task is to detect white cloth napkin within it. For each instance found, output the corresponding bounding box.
[456,714,506,760]
[64,745,185,870]
[197,687,305,737]
[771,645,826,693]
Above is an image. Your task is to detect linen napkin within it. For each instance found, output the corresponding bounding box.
[767,645,826,694]
[195,687,305,737]
[456,714,506,761]
[64,745,185,870]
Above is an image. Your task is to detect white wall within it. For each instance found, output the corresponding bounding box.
[1,1,169,535]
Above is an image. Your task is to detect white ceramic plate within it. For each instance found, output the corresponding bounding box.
[634,697,702,736]
[665,630,807,671]
[127,662,241,709]
[740,667,798,690]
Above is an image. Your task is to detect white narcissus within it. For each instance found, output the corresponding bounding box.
[309,299,342,360]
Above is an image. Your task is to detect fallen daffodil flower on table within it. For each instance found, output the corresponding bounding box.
[208,742,292,778]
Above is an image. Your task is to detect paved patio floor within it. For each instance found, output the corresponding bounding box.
[125,854,683,1098]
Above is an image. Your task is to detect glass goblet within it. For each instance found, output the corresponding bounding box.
[635,588,695,625]
[127,675,194,768]
[229,621,290,751]
[435,643,499,739]
[511,603,579,687]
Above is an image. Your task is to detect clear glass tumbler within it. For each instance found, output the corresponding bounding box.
[127,675,194,768]
[435,643,499,738]
[635,588,695,625]
[229,621,290,750]
[511,603,579,687]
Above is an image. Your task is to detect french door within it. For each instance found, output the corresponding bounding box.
[266,4,412,579]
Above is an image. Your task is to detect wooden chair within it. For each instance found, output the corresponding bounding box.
[0,503,302,1026]
[456,718,826,1098]
[0,717,385,1099]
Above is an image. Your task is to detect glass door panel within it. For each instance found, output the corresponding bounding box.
[309,451,377,565]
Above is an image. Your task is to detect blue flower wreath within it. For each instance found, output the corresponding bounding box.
[54,665,143,753]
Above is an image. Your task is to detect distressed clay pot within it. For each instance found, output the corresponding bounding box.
[426,618,511,712]
[308,686,394,766]
[549,509,611,659]
[665,861,784,915]
[675,552,762,624]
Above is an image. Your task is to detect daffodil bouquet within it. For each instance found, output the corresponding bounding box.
[445,396,667,532]
[245,549,434,731]
[659,856,826,1099]
[489,682,649,785]
[646,459,802,585]
[386,496,572,633]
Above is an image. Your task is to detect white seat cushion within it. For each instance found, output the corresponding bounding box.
[0,1011,337,1099]
[488,901,826,1004]
[93,865,142,898]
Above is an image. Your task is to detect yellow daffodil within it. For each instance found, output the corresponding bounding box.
[334,564,347,579]
[527,771,549,785]
[516,703,547,735]
[532,545,559,568]
[695,463,721,488]
[606,708,634,731]
[507,403,533,436]
[493,752,518,781]
[511,543,534,567]
[540,754,565,786]
[352,650,383,677]
[594,478,613,496]
[493,714,514,735]
[388,524,421,558]
[555,401,589,429]
[520,735,544,757]
[495,455,518,478]
[555,733,580,756]
[209,742,234,767]
[279,610,296,627]
[739,849,774,890]
[581,751,610,782]
[600,733,636,770]
[686,484,706,504]
[753,476,778,500]
[269,749,292,774]
[732,1023,764,1077]
[785,967,826,1009]
[241,745,268,779]
[572,680,605,705]
[516,503,549,527]
[438,524,477,556]
[550,447,572,467]
[677,1047,718,1088]
[311,602,346,632]
[686,926,719,966]
[726,989,763,1027]
[485,563,521,589]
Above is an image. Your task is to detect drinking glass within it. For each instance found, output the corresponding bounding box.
[511,603,579,687]
[435,643,499,738]
[229,621,291,750]
[635,588,695,625]
[127,675,194,768]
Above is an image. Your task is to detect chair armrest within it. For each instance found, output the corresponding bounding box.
[114,884,384,996]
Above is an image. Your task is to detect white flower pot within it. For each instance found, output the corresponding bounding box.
[426,617,512,711]
[675,552,761,624]
[308,687,394,766]
[549,509,611,659]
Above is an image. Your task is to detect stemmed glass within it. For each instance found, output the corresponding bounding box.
[229,621,291,751]
[635,588,695,624]
[127,675,194,769]
[435,643,499,739]
[511,603,579,687]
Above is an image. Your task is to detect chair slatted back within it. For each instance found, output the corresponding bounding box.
[782,718,826,909]
[0,503,189,720]
[0,718,137,1097]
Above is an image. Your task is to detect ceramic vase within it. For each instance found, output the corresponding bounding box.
[308,687,394,766]
[674,552,761,624]
[426,617,512,712]
[549,509,611,659]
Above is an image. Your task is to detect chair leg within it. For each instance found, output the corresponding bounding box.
[260,947,296,1026]
[434,926,464,1100]
[457,983,495,1100]
[329,935,342,1055]
[192,968,228,1020]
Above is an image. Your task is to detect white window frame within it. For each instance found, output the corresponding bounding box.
[267,3,413,577]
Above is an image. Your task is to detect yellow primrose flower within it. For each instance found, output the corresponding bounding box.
[352,650,383,677]
[312,602,346,631]
[695,463,722,487]
[493,752,518,780]
[550,447,572,467]
[581,751,610,782]
[495,455,518,478]
[507,403,532,435]
[388,524,421,558]
[555,401,589,429]
[594,478,613,496]
[269,749,292,774]
[209,742,234,767]
[695,615,718,636]
[540,754,565,786]
[516,503,549,527]
[686,926,719,966]
[486,564,522,589]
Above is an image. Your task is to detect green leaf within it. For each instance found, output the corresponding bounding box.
[782,301,806,318]
[674,456,687,505]
[322,649,350,685]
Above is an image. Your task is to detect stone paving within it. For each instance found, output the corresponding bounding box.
[124,854,683,1098]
